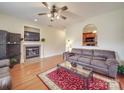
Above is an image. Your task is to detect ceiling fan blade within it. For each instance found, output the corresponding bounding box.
[60,15,67,20]
[60,6,68,11]
[42,2,50,9]
[38,13,47,16]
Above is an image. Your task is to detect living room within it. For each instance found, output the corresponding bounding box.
[0,0,124,92]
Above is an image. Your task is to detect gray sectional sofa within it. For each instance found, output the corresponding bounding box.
[0,59,12,89]
[63,48,119,78]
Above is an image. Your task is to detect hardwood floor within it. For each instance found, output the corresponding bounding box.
[11,55,63,90]
[117,74,124,89]
[11,55,124,90]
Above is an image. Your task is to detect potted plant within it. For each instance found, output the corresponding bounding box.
[10,56,17,68]
[41,38,46,42]
[118,65,124,75]
[41,38,46,59]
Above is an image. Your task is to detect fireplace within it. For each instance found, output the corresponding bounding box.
[26,46,40,59]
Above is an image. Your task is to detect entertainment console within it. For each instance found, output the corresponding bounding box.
[0,30,21,63]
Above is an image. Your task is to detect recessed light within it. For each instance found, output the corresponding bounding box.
[34,19,38,22]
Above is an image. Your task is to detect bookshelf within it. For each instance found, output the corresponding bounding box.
[83,32,97,46]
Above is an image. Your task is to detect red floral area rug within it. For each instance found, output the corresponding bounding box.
[38,66,120,90]
[47,67,108,90]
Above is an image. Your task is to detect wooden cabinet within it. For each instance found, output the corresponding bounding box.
[0,30,21,63]
[7,33,21,44]
[0,30,8,59]
[83,32,97,46]
[7,33,21,64]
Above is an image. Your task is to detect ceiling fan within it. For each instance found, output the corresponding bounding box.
[38,2,68,22]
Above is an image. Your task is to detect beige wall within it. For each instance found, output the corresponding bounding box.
[66,8,124,64]
[40,27,65,58]
[0,14,65,63]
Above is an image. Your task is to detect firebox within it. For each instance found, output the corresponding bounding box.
[26,46,40,59]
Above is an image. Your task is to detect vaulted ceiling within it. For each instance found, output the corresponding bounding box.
[0,2,124,29]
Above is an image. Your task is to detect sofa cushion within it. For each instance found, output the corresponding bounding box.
[91,60,108,69]
[78,57,91,64]
[82,49,93,56]
[90,65,108,75]
[93,49,115,59]
[71,48,82,55]
[82,55,92,59]
[93,56,106,61]
[76,61,92,67]
[68,55,80,61]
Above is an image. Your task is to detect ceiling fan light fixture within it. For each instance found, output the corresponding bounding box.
[54,12,58,17]
[47,13,51,17]
[39,2,68,22]
[51,17,54,20]
[57,16,60,19]
[50,17,54,22]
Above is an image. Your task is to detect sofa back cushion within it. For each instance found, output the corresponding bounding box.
[71,48,82,55]
[82,49,93,56]
[93,56,106,61]
[93,49,116,59]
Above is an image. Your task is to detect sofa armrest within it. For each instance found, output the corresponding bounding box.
[63,52,75,61]
[0,59,10,68]
[68,53,75,56]
[106,59,119,78]
[106,59,119,66]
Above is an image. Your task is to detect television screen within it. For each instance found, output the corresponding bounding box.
[24,31,40,41]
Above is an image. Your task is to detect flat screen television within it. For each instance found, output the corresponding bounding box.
[24,31,40,41]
